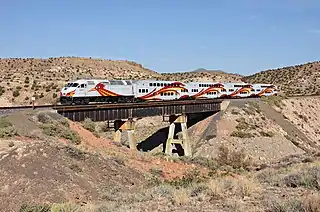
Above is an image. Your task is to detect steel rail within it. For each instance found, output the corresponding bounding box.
[0,94,319,111]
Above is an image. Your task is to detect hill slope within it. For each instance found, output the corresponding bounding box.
[0,57,160,105]
[160,70,243,83]
[243,61,320,96]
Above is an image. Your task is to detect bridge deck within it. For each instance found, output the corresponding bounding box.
[54,99,222,121]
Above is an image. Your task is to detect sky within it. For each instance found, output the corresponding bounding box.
[0,0,319,75]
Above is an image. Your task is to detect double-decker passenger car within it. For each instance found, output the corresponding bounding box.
[133,80,189,101]
[252,84,278,97]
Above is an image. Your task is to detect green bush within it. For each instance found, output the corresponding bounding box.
[216,145,252,170]
[230,131,254,138]
[13,90,20,97]
[19,203,51,212]
[40,122,81,145]
[82,118,96,132]
[259,131,275,137]
[0,86,5,96]
[0,118,17,138]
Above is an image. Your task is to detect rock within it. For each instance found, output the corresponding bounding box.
[243,196,250,201]
[1,185,9,194]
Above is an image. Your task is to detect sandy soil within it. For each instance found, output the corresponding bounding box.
[280,97,320,150]
[193,102,305,164]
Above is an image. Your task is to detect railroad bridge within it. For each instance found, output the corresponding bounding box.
[54,99,222,156]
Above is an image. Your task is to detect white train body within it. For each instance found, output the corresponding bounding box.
[59,79,278,105]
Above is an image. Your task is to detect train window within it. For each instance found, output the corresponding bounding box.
[257,89,261,92]
[139,89,141,93]
[142,89,145,93]
[229,89,234,92]
[149,83,152,86]
[221,89,226,92]
[252,89,255,92]
[214,92,217,94]
[71,83,79,87]
[146,89,148,93]
[240,92,247,94]
[80,84,85,88]
[110,80,124,85]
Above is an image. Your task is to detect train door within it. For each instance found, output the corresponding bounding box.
[76,83,87,97]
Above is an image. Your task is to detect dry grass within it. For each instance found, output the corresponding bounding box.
[256,161,320,190]
[172,187,190,205]
[216,145,253,170]
[266,193,320,212]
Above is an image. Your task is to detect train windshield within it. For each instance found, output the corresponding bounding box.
[64,83,79,87]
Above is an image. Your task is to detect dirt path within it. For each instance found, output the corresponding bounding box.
[257,101,317,153]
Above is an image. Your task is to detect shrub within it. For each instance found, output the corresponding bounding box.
[0,118,17,138]
[82,118,96,132]
[282,166,320,190]
[51,202,82,212]
[0,86,5,96]
[216,146,252,170]
[168,169,205,187]
[261,96,285,108]
[40,122,81,145]
[12,90,20,97]
[37,112,51,124]
[19,203,51,212]
[24,77,30,84]
[0,126,17,138]
[230,131,254,138]
[260,131,275,137]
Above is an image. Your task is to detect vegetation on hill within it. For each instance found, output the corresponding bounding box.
[243,61,320,96]
[0,57,320,106]
[0,57,160,105]
[160,71,243,83]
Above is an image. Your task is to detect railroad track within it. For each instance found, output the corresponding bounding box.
[0,94,319,112]
[0,98,223,112]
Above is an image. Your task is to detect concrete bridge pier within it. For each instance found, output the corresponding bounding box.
[165,114,191,157]
[114,119,136,150]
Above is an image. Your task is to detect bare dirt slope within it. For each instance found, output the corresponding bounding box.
[269,96,320,152]
[243,61,320,96]
[193,99,305,164]
[0,57,160,106]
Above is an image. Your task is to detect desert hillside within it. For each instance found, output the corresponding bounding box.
[0,57,160,106]
[0,99,319,211]
[243,61,320,96]
[1,57,320,106]
[160,69,243,83]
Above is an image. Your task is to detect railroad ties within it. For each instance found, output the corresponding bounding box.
[53,99,222,156]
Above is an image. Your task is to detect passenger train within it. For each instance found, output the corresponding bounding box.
[59,79,278,105]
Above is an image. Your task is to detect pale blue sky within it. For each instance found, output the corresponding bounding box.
[0,0,319,75]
